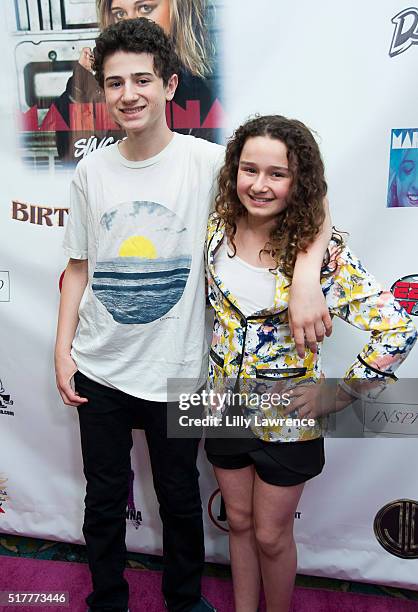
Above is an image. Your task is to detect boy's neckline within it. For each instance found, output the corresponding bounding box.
[114,133,177,168]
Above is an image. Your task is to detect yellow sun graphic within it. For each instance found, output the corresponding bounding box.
[118,236,157,259]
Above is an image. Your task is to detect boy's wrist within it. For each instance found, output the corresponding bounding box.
[54,348,72,363]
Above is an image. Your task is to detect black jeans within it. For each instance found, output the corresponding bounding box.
[74,372,204,612]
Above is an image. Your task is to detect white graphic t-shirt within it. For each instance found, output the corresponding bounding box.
[63,133,224,400]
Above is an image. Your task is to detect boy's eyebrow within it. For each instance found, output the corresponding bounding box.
[105,72,154,83]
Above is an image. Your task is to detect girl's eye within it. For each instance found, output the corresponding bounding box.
[113,10,126,21]
[243,167,256,174]
[137,79,149,85]
[139,4,154,14]
[110,81,122,88]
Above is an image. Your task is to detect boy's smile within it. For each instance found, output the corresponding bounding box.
[103,51,177,135]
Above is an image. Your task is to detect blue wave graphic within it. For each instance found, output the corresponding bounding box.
[92,256,191,324]
[95,256,190,273]
[92,279,187,292]
[93,267,190,280]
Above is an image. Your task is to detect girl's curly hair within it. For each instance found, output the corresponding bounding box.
[216,115,330,278]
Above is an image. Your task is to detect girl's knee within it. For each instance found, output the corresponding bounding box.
[226,504,254,535]
[255,524,294,557]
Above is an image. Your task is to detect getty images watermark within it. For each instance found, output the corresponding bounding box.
[167,378,418,439]
[177,388,316,430]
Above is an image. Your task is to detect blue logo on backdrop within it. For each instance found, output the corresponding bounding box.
[389,8,418,57]
[387,129,418,208]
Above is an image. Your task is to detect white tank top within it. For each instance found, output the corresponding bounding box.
[214,239,276,317]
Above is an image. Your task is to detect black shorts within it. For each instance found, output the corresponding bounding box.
[206,437,325,487]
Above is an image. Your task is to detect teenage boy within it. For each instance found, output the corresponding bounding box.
[55,18,223,612]
[55,16,331,612]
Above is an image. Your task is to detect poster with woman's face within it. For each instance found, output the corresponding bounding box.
[387,129,418,208]
[8,0,223,171]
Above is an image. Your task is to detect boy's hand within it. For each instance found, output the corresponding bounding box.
[55,354,88,407]
[288,279,332,358]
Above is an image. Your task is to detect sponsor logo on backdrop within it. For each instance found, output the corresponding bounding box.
[208,489,228,532]
[8,0,225,170]
[12,201,69,227]
[389,8,418,57]
[19,101,224,134]
[0,379,14,417]
[59,271,65,293]
[208,489,301,532]
[391,275,418,315]
[387,129,418,208]
[0,475,9,514]
[126,469,142,529]
[374,499,418,558]
[0,272,10,302]
[365,406,418,435]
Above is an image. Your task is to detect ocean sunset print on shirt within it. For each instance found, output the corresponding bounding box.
[118,235,158,259]
[92,201,192,324]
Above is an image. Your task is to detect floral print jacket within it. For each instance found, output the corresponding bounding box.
[206,214,417,442]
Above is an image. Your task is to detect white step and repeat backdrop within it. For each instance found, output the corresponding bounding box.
[1,0,418,590]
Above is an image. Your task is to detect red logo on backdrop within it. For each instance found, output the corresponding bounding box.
[391,274,418,316]
[59,271,65,292]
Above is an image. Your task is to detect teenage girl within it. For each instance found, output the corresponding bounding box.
[205,115,417,612]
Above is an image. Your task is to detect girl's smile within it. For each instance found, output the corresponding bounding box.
[237,136,292,222]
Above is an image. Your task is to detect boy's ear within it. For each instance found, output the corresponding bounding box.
[165,73,178,101]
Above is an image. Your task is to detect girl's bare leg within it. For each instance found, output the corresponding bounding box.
[214,465,260,612]
[253,475,304,612]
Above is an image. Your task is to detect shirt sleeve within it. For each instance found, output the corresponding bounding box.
[63,162,88,260]
[324,245,417,387]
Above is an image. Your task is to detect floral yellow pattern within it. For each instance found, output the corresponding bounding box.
[206,214,417,442]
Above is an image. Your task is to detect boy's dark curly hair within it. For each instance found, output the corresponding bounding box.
[93,17,181,88]
[215,115,337,278]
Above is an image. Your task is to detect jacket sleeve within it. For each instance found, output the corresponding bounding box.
[324,246,417,388]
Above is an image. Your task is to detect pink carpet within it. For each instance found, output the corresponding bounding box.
[1,556,417,611]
